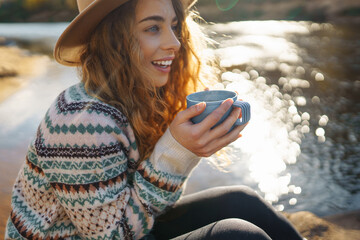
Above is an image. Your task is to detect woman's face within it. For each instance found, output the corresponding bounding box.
[134,0,181,87]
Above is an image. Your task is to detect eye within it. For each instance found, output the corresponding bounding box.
[172,22,179,31]
[145,25,160,32]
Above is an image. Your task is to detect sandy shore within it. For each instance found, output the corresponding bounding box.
[0,45,49,102]
[0,45,49,237]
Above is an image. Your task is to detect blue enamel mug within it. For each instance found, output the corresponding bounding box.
[186,90,251,128]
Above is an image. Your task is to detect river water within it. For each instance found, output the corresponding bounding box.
[0,21,359,222]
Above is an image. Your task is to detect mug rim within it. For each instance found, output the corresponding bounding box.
[186,90,237,104]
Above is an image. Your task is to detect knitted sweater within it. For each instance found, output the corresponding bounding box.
[5,83,201,240]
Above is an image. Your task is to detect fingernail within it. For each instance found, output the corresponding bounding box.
[238,134,242,138]
[196,102,205,111]
[224,98,233,107]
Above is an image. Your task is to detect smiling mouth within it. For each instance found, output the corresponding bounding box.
[152,60,173,68]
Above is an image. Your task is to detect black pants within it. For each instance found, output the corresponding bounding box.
[150,186,303,240]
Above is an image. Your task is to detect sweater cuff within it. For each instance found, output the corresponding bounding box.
[149,128,201,176]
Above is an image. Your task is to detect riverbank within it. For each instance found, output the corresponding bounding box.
[196,0,360,23]
[284,210,360,240]
[0,43,359,240]
[0,44,49,102]
[1,0,360,23]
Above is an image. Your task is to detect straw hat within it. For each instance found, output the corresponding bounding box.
[54,0,197,66]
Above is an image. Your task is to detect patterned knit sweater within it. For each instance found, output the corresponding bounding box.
[5,83,201,240]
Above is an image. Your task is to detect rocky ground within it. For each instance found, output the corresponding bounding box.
[284,210,360,240]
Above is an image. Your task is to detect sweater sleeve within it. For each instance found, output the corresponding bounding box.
[35,97,201,239]
[134,128,200,214]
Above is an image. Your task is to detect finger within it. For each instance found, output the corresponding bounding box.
[238,121,249,128]
[232,122,248,134]
[177,102,206,124]
[203,124,244,155]
[197,98,233,132]
[232,123,247,134]
[209,107,241,139]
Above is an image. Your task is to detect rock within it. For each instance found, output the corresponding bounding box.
[324,209,360,231]
[283,211,360,240]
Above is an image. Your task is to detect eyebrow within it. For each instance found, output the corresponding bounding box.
[138,15,178,23]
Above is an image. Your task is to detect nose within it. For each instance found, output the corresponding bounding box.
[161,27,181,52]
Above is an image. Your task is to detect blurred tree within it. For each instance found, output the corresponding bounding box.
[65,0,77,10]
[0,0,78,22]
[0,0,29,22]
[1,0,359,22]
[23,0,46,10]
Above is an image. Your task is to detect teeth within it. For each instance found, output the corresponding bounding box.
[152,60,172,66]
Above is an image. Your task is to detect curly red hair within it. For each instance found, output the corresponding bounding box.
[79,0,215,161]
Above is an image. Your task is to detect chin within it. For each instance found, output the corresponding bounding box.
[154,77,169,87]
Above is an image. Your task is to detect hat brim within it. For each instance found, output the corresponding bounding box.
[54,0,197,66]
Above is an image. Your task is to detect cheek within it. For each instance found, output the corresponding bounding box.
[139,37,157,61]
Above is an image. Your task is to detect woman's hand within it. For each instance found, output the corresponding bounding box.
[169,99,247,157]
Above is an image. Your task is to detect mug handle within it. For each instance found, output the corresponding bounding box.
[233,100,251,126]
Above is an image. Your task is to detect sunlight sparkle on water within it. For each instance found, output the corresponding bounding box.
[301,112,310,120]
[312,96,321,104]
[204,21,321,207]
[292,114,301,124]
[319,115,329,126]
[289,198,297,205]
[315,72,325,81]
[315,128,325,137]
[288,106,297,114]
[316,127,326,143]
[211,21,309,69]
[221,69,305,205]
[189,21,340,209]
[301,125,310,134]
[294,96,307,106]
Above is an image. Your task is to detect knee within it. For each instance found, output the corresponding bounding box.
[221,185,266,205]
[210,218,271,240]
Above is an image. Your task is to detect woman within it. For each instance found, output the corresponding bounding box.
[5,0,303,239]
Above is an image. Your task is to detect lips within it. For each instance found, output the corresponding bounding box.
[151,57,174,73]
